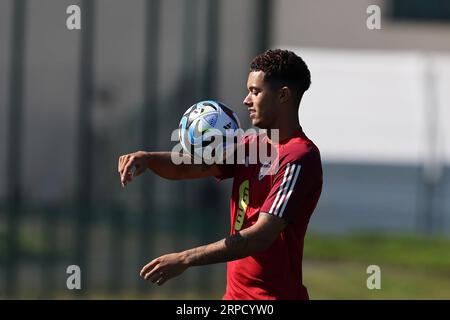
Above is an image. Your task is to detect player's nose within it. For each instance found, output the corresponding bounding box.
[243,93,252,106]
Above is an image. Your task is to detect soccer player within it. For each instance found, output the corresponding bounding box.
[118,49,323,300]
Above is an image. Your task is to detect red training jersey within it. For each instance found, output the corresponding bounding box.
[216,128,323,300]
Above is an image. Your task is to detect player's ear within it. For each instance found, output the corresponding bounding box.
[279,86,290,103]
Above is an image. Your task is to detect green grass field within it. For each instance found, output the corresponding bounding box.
[87,232,450,300]
[303,233,450,299]
[1,230,449,299]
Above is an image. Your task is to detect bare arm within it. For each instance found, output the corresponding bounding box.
[182,213,286,266]
[139,213,287,285]
[146,151,223,180]
[118,151,223,186]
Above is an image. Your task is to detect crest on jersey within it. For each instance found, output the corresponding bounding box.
[258,161,272,181]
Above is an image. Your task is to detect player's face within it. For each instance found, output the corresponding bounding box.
[243,71,280,129]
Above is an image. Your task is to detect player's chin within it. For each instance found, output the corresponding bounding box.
[251,118,267,129]
[250,115,259,125]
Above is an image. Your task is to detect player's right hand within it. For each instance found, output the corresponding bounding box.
[118,151,149,187]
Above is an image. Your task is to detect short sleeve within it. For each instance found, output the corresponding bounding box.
[260,153,322,223]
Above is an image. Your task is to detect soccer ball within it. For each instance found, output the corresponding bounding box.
[178,100,241,161]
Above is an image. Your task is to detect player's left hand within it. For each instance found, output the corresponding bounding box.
[140,253,188,286]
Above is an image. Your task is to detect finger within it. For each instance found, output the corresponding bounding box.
[120,154,130,175]
[119,155,128,178]
[129,166,137,177]
[122,159,135,182]
[146,270,163,283]
[119,157,127,187]
[140,258,160,277]
[121,161,132,183]
[118,156,123,173]
[119,156,128,176]
[156,277,168,286]
[143,265,163,282]
[121,156,135,178]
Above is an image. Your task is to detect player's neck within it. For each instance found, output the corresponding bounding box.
[267,117,301,143]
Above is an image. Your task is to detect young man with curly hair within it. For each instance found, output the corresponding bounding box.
[118,49,323,300]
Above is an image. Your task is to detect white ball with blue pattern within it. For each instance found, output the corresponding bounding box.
[178,100,241,161]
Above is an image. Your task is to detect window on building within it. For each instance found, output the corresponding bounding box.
[389,0,450,22]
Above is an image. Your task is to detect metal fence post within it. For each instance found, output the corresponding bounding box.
[5,0,27,298]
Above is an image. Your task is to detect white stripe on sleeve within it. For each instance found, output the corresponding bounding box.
[277,165,301,218]
[269,163,293,214]
[273,164,299,216]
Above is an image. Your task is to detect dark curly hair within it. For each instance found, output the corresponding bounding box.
[250,49,311,102]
